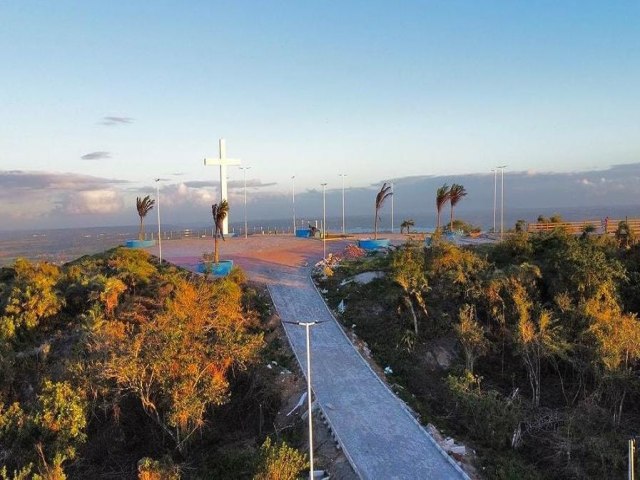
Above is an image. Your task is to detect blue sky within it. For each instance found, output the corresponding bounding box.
[1,1,639,229]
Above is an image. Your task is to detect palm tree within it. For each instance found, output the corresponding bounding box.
[400,219,415,234]
[435,184,450,231]
[449,183,467,230]
[136,195,155,241]
[212,200,229,263]
[374,183,393,240]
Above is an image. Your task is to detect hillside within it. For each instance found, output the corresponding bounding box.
[0,248,307,479]
[315,230,640,479]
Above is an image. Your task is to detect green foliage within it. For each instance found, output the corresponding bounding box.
[253,437,308,480]
[455,304,488,373]
[92,275,263,452]
[391,242,428,334]
[107,247,158,289]
[0,250,281,477]
[314,229,640,478]
[447,372,521,450]
[137,456,180,480]
[136,195,155,241]
[0,259,63,340]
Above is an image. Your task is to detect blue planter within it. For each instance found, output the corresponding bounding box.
[296,228,311,238]
[125,239,156,248]
[358,238,391,250]
[196,260,234,276]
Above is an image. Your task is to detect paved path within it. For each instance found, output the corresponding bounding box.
[152,236,467,479]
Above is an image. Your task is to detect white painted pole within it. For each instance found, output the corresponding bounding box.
[292,175,296,234]
[339,173,346,235]
[391,182,394,234]
[155,179,162,263]
[492,169,497,234]
[321,183,327,261]
[500,167,505,240]
[306,323,314,480]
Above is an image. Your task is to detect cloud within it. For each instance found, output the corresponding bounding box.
[0,170,130,223]
[62,189,124,214]
[81,151,111,160]
[228,179,278,189]
[100,116,133,126]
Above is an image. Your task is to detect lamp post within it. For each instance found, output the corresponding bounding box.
[292,175,296,234]
[339,173,347,235]
[283,320,322,480]
[496,165,507,240]
[492,169,497,234]
[390,182,395,234]
[321,183,327,261]
[239,166,251,238]
[155,178,162,263]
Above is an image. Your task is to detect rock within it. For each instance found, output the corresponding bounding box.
[350,271,384,285]
[384,366,393,375]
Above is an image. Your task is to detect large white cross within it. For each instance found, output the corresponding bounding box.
[204,138,241,235]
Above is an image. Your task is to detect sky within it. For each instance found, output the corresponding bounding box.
[1,1,639,230]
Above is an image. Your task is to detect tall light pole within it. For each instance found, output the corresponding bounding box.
[496,165,507,240]
[155,178,162,263]
[239,166,251,238]
[492,169,497,234]
[283,320,323,480]
[321,183,327,260]
[391,182,395,234]
[292,175,296,234]
[339,173,347,235]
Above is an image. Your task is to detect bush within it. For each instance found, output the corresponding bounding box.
[253,437,307,480]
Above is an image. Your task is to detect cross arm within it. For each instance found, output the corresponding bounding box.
[204,157,242,167]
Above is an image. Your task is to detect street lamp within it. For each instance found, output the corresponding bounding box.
[390,182,394,234]
[239,166,251,238]
[283,320,323,480]
[492,169,497,234]
[496,165,507,240]
[321,183,327,261]
[339,173,347,235]
[155,178,162,263]
[292,175,296,234]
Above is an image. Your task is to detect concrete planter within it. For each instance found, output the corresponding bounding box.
[358,238,390,250]
[295,228,311,238]
[125,239,156,248]
[196,260,234,276]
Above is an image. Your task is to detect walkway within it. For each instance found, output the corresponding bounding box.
[152,236,467,479]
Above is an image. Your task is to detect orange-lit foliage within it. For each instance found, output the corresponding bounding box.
[0,259,63,340]
[93,276,263,452]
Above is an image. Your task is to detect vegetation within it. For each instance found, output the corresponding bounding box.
[316,230,640,479]
[136,196,155,241]
[373,183,393,240]
[400,219,415,234]
[435,184,450,231]
[0,249,305,478]
[212,200,229,263]
[448,183,467,230]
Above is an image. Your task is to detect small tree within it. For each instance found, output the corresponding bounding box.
[212,200,229,264]
[391,242,428,335]
[254,437,308,480]
[435,184,450,231]
[400,219,414,234]
[136,196,155,241]
[455,304,488,373]
[448,184,467,230]
[373,183,393,240]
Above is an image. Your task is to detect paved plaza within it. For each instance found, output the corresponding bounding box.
[149,235,468,479]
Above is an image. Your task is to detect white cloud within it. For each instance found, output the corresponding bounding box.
[63,189,124,215]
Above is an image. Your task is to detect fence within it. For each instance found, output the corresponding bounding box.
[527,218,640,235]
